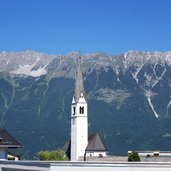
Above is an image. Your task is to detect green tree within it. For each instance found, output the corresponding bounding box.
[128,151,141,162]
[37,149,66,161]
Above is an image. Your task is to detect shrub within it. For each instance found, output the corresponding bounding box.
[8,156,15,160]
[128,151,140,162]
[37,149,65,161]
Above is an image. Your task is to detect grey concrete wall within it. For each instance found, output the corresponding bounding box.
[0,161,50,171]
[0,148,7,160]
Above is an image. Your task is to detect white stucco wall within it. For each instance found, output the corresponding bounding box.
[86,151,107,157]
[138,151,171,157]
[50,162,171,171]
[71,95,88,161]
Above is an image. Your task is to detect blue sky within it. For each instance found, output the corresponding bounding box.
[0,0,171,55]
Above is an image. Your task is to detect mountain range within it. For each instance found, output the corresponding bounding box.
[0,50,171,159]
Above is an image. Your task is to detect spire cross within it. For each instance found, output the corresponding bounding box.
[78,51,82,66]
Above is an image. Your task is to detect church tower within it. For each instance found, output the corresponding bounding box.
[70,57,88,161]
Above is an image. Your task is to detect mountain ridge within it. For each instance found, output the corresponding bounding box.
[0,50,171,158]
[1,50,171,78]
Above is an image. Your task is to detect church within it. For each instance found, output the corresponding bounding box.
[64,57,107,161]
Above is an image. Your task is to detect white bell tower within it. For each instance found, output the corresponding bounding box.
[70,57,88,161]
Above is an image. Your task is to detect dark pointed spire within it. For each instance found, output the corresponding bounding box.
[74,56,85,102]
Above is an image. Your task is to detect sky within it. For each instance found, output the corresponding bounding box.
[0,0,171,55]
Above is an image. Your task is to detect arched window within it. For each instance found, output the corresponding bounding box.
[80,106,84,114]
[73,106,76,115]
[80,93,84,98]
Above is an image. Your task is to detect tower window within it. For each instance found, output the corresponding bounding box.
[80,106,84,114]
[80,93,84,98]
[73,106,76,115]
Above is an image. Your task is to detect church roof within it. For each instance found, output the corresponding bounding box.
[73,57,85,102]
[63,140,71,160]
[0,129,21,148]
[86,133,107,152]
[63,133,107,159]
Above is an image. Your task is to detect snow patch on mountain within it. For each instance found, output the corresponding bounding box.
[10,64,47,77]
[30,67,47,77]
[145,90,159,118]
[10,64,35,75]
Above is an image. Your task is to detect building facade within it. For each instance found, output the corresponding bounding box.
[0,129,21,160]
